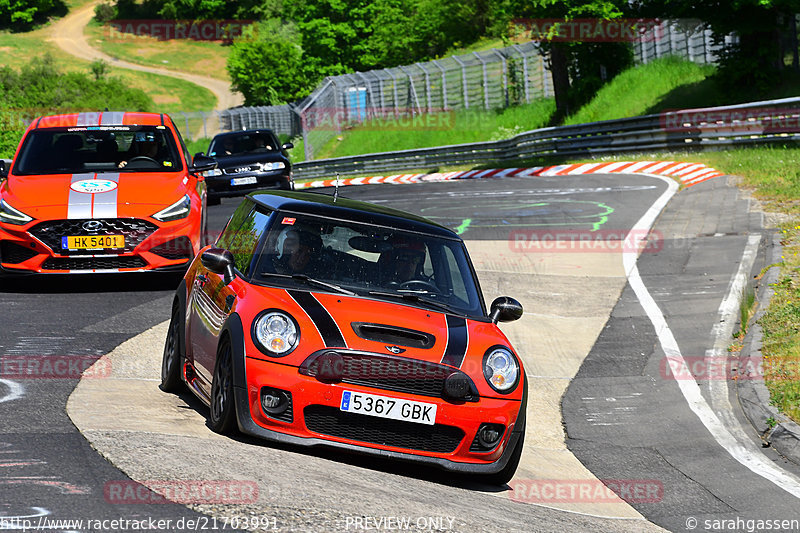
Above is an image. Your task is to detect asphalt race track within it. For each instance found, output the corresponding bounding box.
[2,173,800,532]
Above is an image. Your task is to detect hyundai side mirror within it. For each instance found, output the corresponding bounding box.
[490,297,523,323]
[190,154,217,174]
[201,248,235,285]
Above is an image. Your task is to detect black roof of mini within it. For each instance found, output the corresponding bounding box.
[247,190,458,239]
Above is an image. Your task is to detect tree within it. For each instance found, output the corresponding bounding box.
[227,20,312,106]
[496,0,633,121]
[634,0,800,90]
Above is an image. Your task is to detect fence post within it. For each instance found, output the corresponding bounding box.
[511,45,531,104]
[180,112,192,141]
[452,55,469,109]
[386,69,400,115]
[399,65,422,114]
[431,59,448,109]
[473,52,490,110]
[492,50,509,109]
[416,63,433,112]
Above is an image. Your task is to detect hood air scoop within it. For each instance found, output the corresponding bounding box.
[351,322,436,349]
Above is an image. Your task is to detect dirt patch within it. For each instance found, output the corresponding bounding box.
[152,94,180,105]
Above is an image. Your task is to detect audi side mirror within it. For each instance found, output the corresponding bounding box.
[0,160,8,180]
[281,142,294,150]
[490,297,523,323]
[191,154,217,174]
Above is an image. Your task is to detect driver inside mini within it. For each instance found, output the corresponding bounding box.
[380,237,427,285]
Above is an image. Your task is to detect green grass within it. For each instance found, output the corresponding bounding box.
[0,22,216,114]
[84,20,231,81]
[758,233,800,423]
[315,98,556,160]
[563,56,716,125]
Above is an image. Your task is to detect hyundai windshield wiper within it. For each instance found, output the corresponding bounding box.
[259,272,355,295]
[367,290,458,315]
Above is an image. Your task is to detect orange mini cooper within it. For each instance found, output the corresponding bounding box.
[161,190,527,484]
[0,112,214,274]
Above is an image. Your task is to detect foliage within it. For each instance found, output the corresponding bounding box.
[226,19,311,106]
[0,54,154,158]
[634,0,800,92]
[0,0,64,29]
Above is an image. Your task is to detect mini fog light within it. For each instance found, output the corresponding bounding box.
[475,423,506,451]
[260,387,291,417]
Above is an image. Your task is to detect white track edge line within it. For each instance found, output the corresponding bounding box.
[625,174,800,499]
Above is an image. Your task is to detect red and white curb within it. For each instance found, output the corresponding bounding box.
[295,161,723,190]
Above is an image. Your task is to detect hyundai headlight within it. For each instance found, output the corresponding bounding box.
[253,311,299,357]
[152,195,191,222]
[483,347,519,393]
[0,199,33,225]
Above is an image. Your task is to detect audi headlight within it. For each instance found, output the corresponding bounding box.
[483,347,519,393]
[252,310,299,357]
[261,162,285,171]
[152,195,191,222]
[0,199,33,225]
[202,168,223,177]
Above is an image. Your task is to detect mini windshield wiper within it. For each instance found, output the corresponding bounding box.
[259,272,355,295]
[367,290,458,315]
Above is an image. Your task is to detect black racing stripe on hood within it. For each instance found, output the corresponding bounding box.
[440,315,468,368]
[288,290,346,348]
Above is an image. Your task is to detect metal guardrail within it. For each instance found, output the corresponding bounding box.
[293,97,800,180]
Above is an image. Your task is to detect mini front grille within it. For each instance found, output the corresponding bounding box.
[0,241,39,264]
[149,236,193,260]
[299,350,479,401]
[42,256,147,270]
[304,405,464,453]
[30,219,159,255]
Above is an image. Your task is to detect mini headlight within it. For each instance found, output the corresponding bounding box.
[0,199,33,225]
[261,162,286,171]
[202,168,223,177]
[253,311,299,357]
[483,347,519,393]
[152,195,191,222]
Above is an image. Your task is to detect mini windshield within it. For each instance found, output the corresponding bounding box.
[250,212,485,318]
[13,126,183,175]
[208,133,279,157]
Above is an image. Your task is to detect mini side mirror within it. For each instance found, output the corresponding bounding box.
[201,248,235,285]
[490,297,523,323]
[191,154,217,174]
